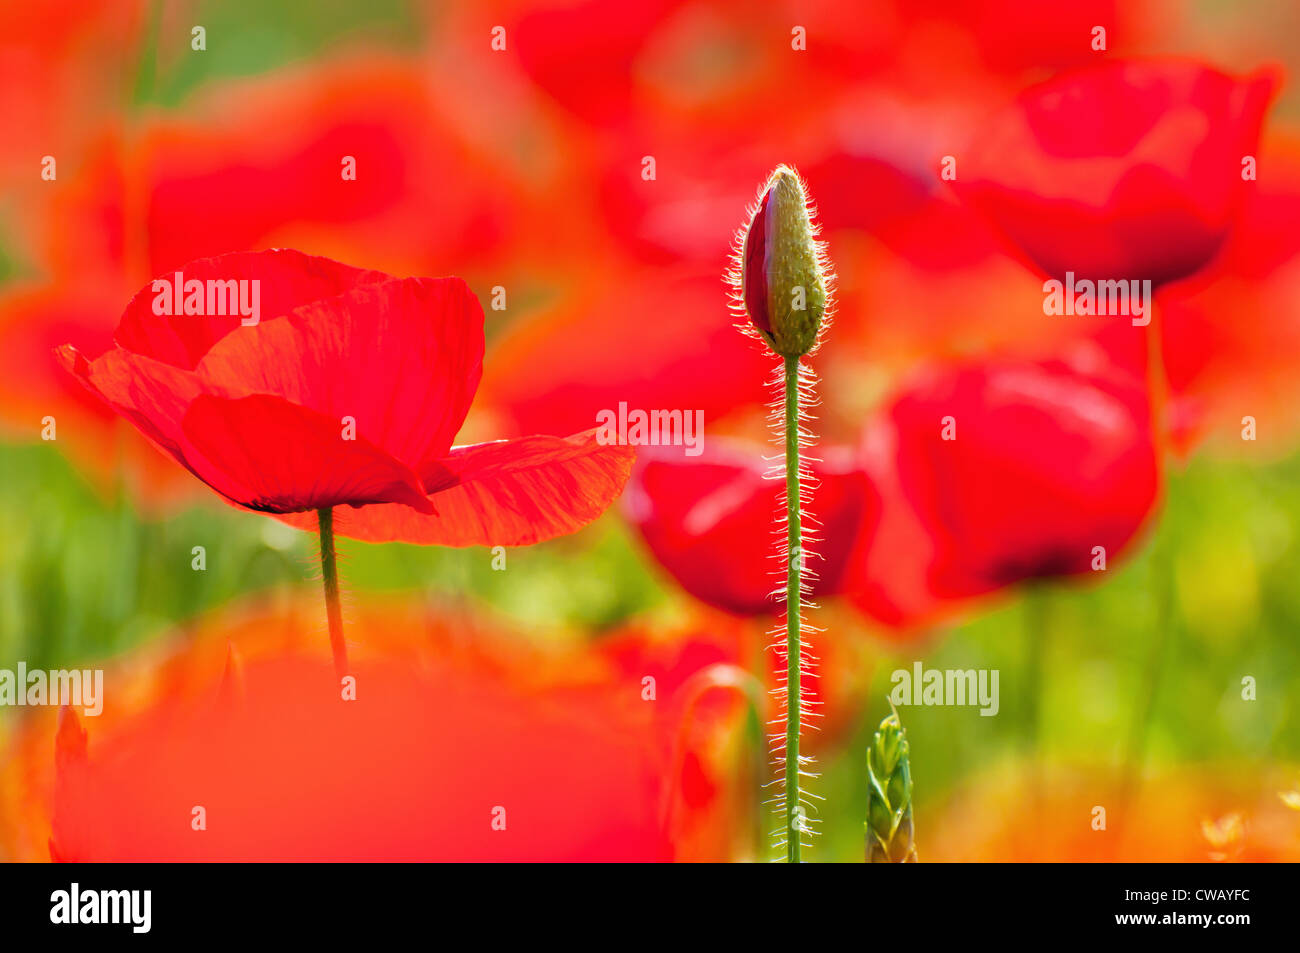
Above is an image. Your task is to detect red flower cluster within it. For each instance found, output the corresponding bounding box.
[4,1,1299,865]
[625,58,1277,632]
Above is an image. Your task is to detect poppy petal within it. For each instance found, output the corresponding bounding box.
[114,248,390,369]
[275,429,633,545]
[195,275,483,475]
[56,343,204,460]
[177,393,434,514]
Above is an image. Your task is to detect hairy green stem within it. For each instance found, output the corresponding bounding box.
[317,507,347,678]
[783,353,802,863]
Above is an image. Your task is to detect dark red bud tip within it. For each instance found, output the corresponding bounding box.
[732,165,830,358]
[742,189,773,335]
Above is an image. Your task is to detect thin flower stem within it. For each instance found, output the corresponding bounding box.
[1023,586,1048,754]
[1121,531,1175,798]
[1023,585,1049,831]
[317,507,348,678]
[783,353,802,864]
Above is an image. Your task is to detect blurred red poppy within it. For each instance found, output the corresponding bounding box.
[0,598,748,862]
[958,59,1277,286]
[59,249,633,544]
[35,56,529,288]
[1156,129,1300,454]
[506,0,1148,135]
[881,348,1160,599]
[624,442,877,615]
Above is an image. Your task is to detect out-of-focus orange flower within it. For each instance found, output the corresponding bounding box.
[927,764,1300,861]
[592,614,759,860]
[594,603,881,827]
[0,596,755,862]
[34,55,537,287]
[0,0,144,232]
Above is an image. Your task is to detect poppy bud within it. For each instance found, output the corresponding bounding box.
[735,165,831,358]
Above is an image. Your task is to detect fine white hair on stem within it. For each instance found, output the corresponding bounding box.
[727,164,835,861]
[759,357,824,859]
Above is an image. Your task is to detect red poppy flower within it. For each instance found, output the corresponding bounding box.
[7,55,552,510]
[1155,130,1300,455]
[958,60,1277,286]
[624,442,877,615]
[881,348,1160,600]
[58,248,633,545]
[2,598,747,862]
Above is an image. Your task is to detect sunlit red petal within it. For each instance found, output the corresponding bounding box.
[114,249,389,369]
[195,275,485,475]
[176,393,434,514]
[56,342,203,461]
[276,429,634,545]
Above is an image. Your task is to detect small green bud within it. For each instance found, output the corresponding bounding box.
[866,706,918,863]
